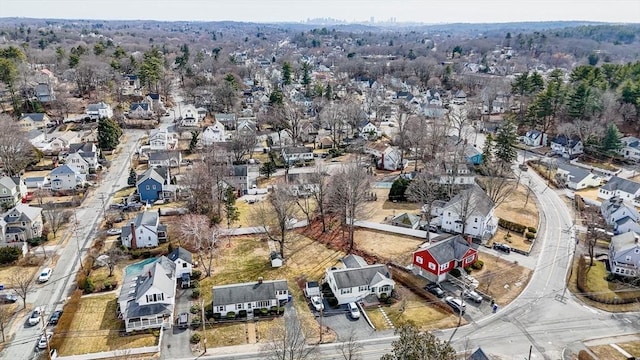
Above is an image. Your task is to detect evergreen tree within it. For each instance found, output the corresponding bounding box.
[388,178,411,202]
[224,187,240,228]
[494,120,517,167]
[601,123,622,156]
[189,130,200,154]
[281,62,292,85]
[381,323,455,360]
[324,83,332,100]
[482,133,494,164]
[269,89,284,106]
[98,118,122,151]
[260,162,277,178]
[127,168,137,186]
[301,62,311,86]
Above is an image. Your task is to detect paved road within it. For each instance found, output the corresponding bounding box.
[2,130,143,360]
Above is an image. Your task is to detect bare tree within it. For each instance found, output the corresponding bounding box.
[103,247,125,277]
[182,148,230,219]
[0,305,11,342]
[319,102,345,148]
[328,164,373,252]
[446,104,469,141]
[42,205,73,240]
[477,162,517,208]
[230,133,258,163]
[406,172,441,242]
[261,316,317,360]
[0,115,34,176]
[11,270,34,309]
[309,165,330,233]
[180,214,219,277]
[278,102,305,147]
[337,329,363,360]
[253,185,297,259]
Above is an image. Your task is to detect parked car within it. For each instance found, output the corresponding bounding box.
[445,296,466,314]
[347,302,361,319]
[28,307,43,326]
[48,310,63,326]
[310,296,324,312]
[177,312,189,329]
[492,242,511,254]
[106,228,122,236]
[109,203,124,210]
[38,268,52,283]
[37,331,53,350]
[0,293,18,304]
[464,290,483,303]
[425,283,445,298]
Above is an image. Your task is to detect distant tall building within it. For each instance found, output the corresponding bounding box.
[370,16,375,24]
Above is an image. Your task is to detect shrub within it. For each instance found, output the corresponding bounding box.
[83,277,95,294]
[449,268,462,278]
[498,218,527,234]
[260,308,269,316]
[525,232,536,240]
[212,313,221,320]
[0,246,22,264]
[191,280,200,288]
[191,315,201,328]
[103,280,113,291]
[464,266,473,273]
[471,260,484,270]
[190,304,201,314]
[191,270,202,280]
[190,333,201,344]
[238,310,247,318]
[191,288,200,299]
[269,306,278,314]
[226,311,236,319]
[326,297,338,307]
[527,227,537,233]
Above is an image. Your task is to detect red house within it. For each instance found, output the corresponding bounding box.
[412,235,478,283]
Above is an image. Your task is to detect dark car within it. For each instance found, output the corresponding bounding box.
[0,293,18,304]
[48,310,63,326]
[424,283,445,298]
[177,312,189,329]
[493,242,511,254]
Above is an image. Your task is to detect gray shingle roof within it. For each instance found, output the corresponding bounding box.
[136,167,166,187]
[121,211,159,240]
[20,113,46,122]
[168,247,193,264]
[119,256,176,320]
[330,264,392,289]
[445,185,494,218]
[601,176,640,196]
[557,163,593,183]
[424,235,475,264]
[342,254,368,269]
[610,231,639,251]
[212,280,288,306]
[50,164,77,175]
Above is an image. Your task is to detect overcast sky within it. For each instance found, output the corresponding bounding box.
[3,0,639,24]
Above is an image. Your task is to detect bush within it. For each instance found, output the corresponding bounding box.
[326,297,338,307]
[82,277,95,294]
[191,315,201,328]
[190,333,201,344]
[191,288,200,299]
[527,227,537,233]
[190,304,201,314]
[191,270,202,280]
[498,218,527,234]
[191,280,200,288]
[0,246,22,264]
[212,312,221,320]
[449,268,462,278]
[525,232,536,240]
[238,310,247,318]
[260,307,269,316]
[464,266,473,273]
[226,311,236,319]
[471,260,484,270]
[269,306,278,314]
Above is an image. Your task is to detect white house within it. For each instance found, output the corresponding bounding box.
[47,132,81,153]
[619,136,640,163]
[359,121,380,140]
[148,129,178,151]
[378,147,406,171]
[120,211,168,249]
[18,113,50,131]
[200,121,227,145]
[68,142,100,170]
[0,176,27,207]
[85,102,113,120]
[439,185,497,242]
[118,256,176,332]
[180,107,199,127]
[555,163,601,190]
[212,279,289,318]
[167,247,193,278]
[128,103,153,119]
[64,152,89,174]
[601,197,640,235]
[324,254,395,305]
[598,176,640,202]
[550,135,583,159]
[281,147,314,165]
[148,151,182,168]
[521,130,546,147]
[436,163,475,185]
[49,165,85,191]
[609,232,640,278]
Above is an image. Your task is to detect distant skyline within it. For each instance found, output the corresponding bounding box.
[3,0,639,24]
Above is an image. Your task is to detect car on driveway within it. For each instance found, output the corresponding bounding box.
[445,296,466,314]
[464,290,483,303]
[106,228,122,236]
[348,302,361,319]
[310,296,324,312]
[28,307,43,326]
[48,310,63,326]
[177,312,189,329]
[492,242,511,254]
[38,268,52,283]
[424,283,445,298]
[0,293,18,304]
[37,331,53,350]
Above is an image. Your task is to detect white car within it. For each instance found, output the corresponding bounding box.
[464,290,483,303]
[106,228,122,236]
[37,332,53,349]
[348,302,360,319]
[38,268,52,283]
[310,296,324,312]
[28,307,43,326]
[445,296,466,314]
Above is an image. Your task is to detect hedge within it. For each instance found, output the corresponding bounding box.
[525,232,536,240]
[498,218,527,234]
[190,333,201,344]
[527,227,537,233]
[0,246,22,264]
[471,259,484,270]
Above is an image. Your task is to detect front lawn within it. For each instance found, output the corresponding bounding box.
[202,323,247,347]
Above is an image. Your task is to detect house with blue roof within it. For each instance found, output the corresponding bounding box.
[50,164,85,190]
[550,135,583,159]
[128,103,153,119]
[555,163,601,190]
[619,136,640,163]
[521,129,546,147]
[464,145,483,165]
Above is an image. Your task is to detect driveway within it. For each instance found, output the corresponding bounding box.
[161,286,193,359]
[320,303,375,341]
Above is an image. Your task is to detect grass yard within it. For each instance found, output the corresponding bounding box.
[255,317,285,343]
[353,229,423,265]
[588,345,628,360]
[366,307,393,330]
[0,265,39,288]
[53,294,158,356]
[379,286,460,330]
[493,182,539,229]
[575,188,600,204]
[203,323,248,347]
[584,260,640,304]
[367,188,421,223]
[492,228,533,253]
[618,341,640,357]
[472,253,532,306]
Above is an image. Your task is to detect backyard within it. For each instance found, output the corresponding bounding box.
[353,229,423,265]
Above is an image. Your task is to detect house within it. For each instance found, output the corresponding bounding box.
[148,151,182,168]
[452,90,467,105]
[598,176,640,202]
[236,118,257,137]
[64,153,90,174]
[1,204,43,243]
[128,103,153,119]
[412,235,478,283]
[359,121,380,140]
[464,145,483,165]
[377,146,406,171]
[18,113,50,131]
[281,147,314,165]
[196,107,207,120]
[48,132,81,153]
[167,247,193,278]
[550,135,583,159]
[390,212,421,229]
[619,136,640,163]
[601,197,640,235]
[34,83,55,103]
[118,256,176,332]
[212,279,289,318]
[120,211,168,248]
[555,163,601,190]
[148,129,178,151]
[24,176,49,190]
[522,130,546,147]
[324,254,395,305]
[136,167,175,203]
[68,142,100,170]
[225,165,256,196]
[608,232,640,278]
[121,74,141,96]
[27,129,47,147]
[270,251,283,268]
[439,185,497,242]
[85,102,113,120]
[0,176,27,207]
[180,108,199,127]
[145,93,164,113]
[436,162,475,185]
[49,165,85,190]
[215,113,237,129]
[467,347,491,360]
[200,121,227,145]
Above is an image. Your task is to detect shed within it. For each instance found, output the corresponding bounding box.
[270,251,283,268]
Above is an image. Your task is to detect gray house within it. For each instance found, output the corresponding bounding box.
[212,279,289,318]
[609,232,640,278]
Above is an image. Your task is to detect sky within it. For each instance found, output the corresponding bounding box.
[2,0,639,24]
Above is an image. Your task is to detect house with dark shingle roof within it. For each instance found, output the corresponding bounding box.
[619,136,640,162]
[147,150,182,168]
[324,254,395,305]
[609,232,640,278]
[18,113,50,131]
[118,256,176,332]
[136,166,175,203]
[598,176,640,202]
[439,185,497,242]
[167,247,193,277]
[212,279,289,318]
[555,163,601,190]
[412,235,478,283]
[600,196,640,235]
[120,211,168,248]
[1,203,43,244]
[550,135,583,159]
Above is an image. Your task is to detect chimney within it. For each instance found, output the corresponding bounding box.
[130,223,138,249]
[467,235,472,245]
[148,269,152,278]
[258,276,263,284]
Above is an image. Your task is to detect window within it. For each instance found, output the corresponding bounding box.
[152,185,156,190]
[257,301,270,308]
[340,288,352,295]
[416,256,423,264]
[146,185,150,190]
[440,262,450,271]
[358,286,369,292]
[217,306,224,312]
[474,218,478,223]
[236,303,244,310]
[182,263,187,268]
[428,262,436,270]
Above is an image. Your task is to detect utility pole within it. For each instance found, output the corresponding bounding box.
[201,299,207,354]
[40,307,52,360]
[319,289,324,344]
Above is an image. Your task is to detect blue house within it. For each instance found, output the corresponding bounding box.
[464,145,483,165]
[136,167,175,203]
